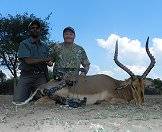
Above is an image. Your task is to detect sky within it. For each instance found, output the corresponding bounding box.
[0,0,162,80]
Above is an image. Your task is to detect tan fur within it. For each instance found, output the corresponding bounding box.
[35,74,145,105]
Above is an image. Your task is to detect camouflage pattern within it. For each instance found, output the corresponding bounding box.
[50,43,90,75]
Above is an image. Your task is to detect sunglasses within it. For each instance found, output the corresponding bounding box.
[30,26,40,30]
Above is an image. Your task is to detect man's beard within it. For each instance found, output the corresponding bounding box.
[31,34,40,38]
[30,31,41,38]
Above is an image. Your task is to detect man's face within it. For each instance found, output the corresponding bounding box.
[63,30,75,44]
[29,24,41,38]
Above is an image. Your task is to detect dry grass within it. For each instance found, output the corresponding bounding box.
[0,95,162,132]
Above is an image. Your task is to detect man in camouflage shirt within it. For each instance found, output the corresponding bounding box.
[51,27,90,78]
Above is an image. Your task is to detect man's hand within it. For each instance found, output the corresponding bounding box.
[44,57,52,62]
[80,72,86,76]
[79,68,88,77]
[47,61,53,66]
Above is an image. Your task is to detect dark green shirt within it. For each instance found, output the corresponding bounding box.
[50,43,90,69]
[50,42,90,76]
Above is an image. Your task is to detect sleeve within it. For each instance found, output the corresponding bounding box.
[45,44,50,58]
[80,48,90,73]
[49,44,59,62]
[18,42,31,59]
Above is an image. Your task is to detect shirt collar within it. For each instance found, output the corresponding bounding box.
[29,37,42,45]
[63,42,75,48]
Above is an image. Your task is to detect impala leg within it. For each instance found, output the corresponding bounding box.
[34,96,55,105]
[109,98,126,104]
[131,86,144,105]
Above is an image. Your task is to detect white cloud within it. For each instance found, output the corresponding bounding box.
[96,34,145,54]
[88,64,113,76]
[151,38,162,60]
[88,64,152,80]
[152,38,162,52]
[96,34,162,79]
[96,34,162,59]
[96,34,118,49]
[114,65,146,75]
[96,34,148,65]
[126,65,146,75]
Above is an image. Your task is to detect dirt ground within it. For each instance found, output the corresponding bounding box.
[0,95,162,132]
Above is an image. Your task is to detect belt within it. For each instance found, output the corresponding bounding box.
[21,70,45,75]
[33,71,45,75]
[54,68,80,72]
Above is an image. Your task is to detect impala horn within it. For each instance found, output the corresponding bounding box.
[141,37,156,79]
[114,40,135,78]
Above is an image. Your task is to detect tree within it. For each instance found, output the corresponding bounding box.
[153,79,162,94]
[0,70,6,83]
[0,12,52,88]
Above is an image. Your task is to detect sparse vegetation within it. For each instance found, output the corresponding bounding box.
[153,79,162,94]
[144,78,162,95]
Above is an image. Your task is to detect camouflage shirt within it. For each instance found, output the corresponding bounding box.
[50,43,90,69]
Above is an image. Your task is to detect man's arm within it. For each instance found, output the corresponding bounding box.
[18,41,52,65]
[49,44,60,62]
[48,43,61,66]
[80,48,90,75]
[46,61,53,67]
[24,57,51,64]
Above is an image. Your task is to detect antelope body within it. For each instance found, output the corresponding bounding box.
[40,74,134,105]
